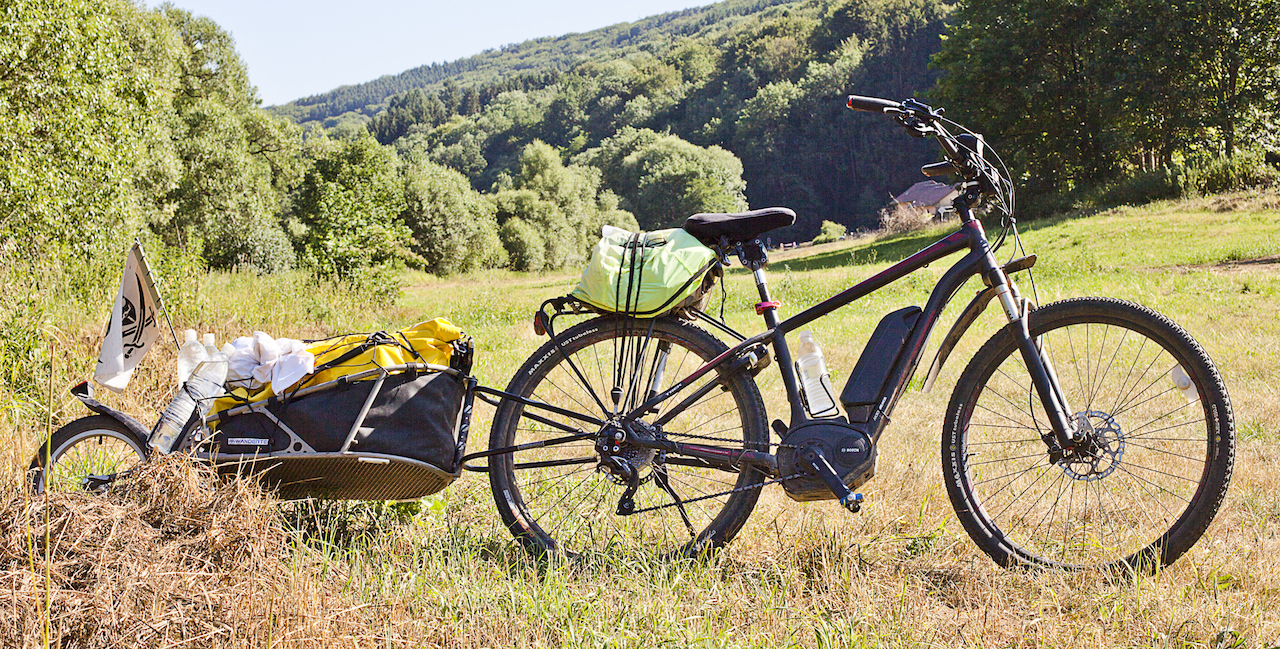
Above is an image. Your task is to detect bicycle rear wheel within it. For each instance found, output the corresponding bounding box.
[943,297,1234,570]
[489,316,769,559]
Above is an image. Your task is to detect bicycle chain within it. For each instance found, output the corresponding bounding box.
[662,429,798,449]
[622,472,804,515]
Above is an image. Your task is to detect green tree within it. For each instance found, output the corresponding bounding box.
[580,128,748,229]
[1186,0,1280,156]
[495,141,637,270]
[156,7,300,271]
[292,134,408,280]
[498,217,546,272]
[933,0,1280,198]
[932,0,1122,188]
[812,220,847,244]
[401,162,505,275]
[0,0,177,257]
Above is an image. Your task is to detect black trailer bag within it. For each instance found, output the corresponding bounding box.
[211,366,465,473]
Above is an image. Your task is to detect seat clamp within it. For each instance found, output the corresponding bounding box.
[755,301,782,315]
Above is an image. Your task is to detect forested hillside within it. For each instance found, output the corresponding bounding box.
[271,0,799,130]
[4,0,1276,331]
[276,0,951,240]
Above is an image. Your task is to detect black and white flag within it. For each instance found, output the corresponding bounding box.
[94,242,166,392]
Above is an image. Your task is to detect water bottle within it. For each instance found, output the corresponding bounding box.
[175,329,209,387]
[796,331,839,418]
[202,333,218,356]
[150,351,229,454]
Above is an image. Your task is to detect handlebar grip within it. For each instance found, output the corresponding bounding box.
[846,95,901,113]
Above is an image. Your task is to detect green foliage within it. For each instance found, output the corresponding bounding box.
[156,7,301,273]
[812,220,847,244]
[292,135,409,282]
[401,162,506,275]
[1185,154,1280,195]
[933,0,1280,207]
[1098,169,1187,207]
[493,141,638,271]
[580,128,748,229]
[0,0,302,277]
[0,0,172,260]
[272,1,796,128]
[498,218,546,272]
[272,0,951,238]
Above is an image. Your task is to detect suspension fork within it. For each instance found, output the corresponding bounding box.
[983,251,1076,450]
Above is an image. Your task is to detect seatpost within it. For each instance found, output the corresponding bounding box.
[737,239,807,426]
[737,240,778,327]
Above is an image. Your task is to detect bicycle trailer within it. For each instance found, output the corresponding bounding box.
[194,318,474,501]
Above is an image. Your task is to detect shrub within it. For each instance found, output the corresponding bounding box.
[1186,153,1280,195]
[812,220,847,245]
[204,217,297,273]
[499,218,546,272]
[878,202,932,234]
[401,162,506,275]
[1099,167,1186,206]
[292,135,408,281]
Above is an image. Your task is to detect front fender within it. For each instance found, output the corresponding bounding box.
[922,254,1036,393]
[70,381,152,448]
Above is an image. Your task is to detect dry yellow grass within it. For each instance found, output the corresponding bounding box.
[0,190,1277,647]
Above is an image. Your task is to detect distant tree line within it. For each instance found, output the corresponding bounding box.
[347,0,950,239]
[272,0,799,130]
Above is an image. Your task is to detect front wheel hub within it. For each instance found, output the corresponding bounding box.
[1061,410,1125,481]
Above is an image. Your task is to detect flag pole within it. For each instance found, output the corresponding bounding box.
[134,239,181,351]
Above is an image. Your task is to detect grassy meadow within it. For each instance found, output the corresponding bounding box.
[2,189,1279,647]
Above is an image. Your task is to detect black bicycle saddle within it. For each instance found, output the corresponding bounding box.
[682,207,796,246]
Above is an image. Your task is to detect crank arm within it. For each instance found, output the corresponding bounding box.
[800,446,863,513]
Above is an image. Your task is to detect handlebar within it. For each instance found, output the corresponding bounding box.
[846,94,1013,219]
[846,95,902,113]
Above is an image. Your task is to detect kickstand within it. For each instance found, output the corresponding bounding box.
[653,462,697,538]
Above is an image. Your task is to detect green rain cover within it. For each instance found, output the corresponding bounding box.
[570,226,718,316]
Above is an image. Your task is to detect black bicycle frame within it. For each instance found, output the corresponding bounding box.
[614,197,1076,469]
[477,196,1077,477]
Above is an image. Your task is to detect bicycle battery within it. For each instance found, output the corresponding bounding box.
[841,306,921,423]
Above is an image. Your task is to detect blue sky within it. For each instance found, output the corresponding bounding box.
[146,0,714,106]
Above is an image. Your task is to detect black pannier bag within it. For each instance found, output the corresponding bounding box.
[199,320,472,501]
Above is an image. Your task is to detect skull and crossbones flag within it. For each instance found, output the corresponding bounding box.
[94,241,176,392]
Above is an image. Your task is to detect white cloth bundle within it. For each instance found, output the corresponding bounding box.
[225,332,316,391]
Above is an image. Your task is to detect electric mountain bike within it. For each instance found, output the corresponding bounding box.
[478,96,1235,571]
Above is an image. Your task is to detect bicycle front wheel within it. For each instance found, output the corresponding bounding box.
[30,415,149,494]
[943,297,1234,570]
[489,316,769,559]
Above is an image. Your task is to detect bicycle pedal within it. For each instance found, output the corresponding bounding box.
[840,492,864,514]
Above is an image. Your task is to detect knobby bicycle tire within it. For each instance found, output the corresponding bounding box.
[489,316,769,559]
[943,297,1234,570]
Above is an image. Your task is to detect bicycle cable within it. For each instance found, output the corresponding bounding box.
[622,471,805,516]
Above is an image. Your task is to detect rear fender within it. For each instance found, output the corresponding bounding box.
[71,381,152,446]
[922,255,1036,393]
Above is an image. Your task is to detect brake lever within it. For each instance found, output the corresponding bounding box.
[895,112,934,138]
